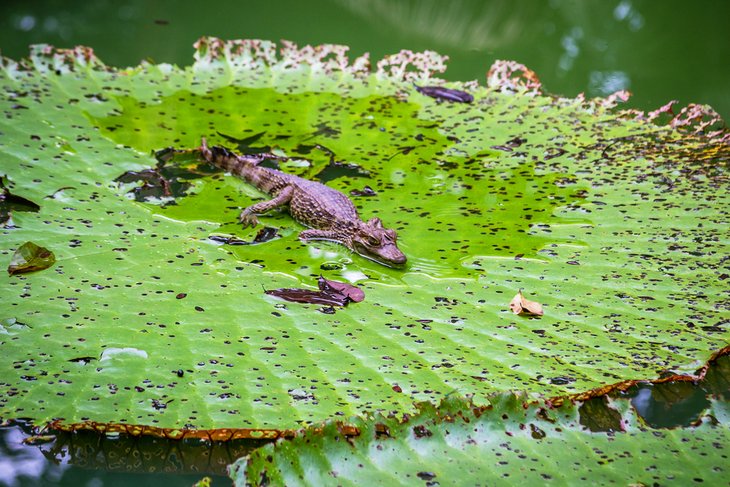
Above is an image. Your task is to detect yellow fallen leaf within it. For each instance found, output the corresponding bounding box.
[509,290,544,316]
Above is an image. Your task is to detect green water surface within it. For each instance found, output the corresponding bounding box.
[1,0,728,120]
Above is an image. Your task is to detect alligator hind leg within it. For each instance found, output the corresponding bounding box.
[239,185,294,228]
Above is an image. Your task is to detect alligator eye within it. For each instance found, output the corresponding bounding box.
[367,236,381,247]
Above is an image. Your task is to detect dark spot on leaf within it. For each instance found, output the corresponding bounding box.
[530,423,546,439]
[416,471,437,481]
[550,376,574,385]
[350,185,377,197]
[319,261,343,271]
[413,425,433,438]
[68,357,96,365]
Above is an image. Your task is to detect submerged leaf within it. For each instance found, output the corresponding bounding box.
[509,290,544,316]
[7,242,55,275]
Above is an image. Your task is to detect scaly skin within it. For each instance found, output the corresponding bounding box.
[198,138,406,267]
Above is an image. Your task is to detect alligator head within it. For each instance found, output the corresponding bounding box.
[351,217,407,268]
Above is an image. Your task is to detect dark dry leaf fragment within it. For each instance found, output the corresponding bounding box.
[8,242,56,275]
[264,277,365,307]
[509,290,544,316]
[414,84,473,103]
[265,288,349,306]
[318,276,365,302]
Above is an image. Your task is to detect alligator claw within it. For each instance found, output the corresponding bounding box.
[239,210,259,228]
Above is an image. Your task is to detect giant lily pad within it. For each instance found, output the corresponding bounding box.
[0,39,727,434]
[231,390,730,486]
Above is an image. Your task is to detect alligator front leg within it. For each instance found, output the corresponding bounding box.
[239,185,294,228]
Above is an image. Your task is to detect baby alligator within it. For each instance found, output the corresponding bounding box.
[199,138,406,267]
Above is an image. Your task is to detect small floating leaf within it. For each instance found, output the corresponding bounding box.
[509,290,544,316]
[7,242,55,275]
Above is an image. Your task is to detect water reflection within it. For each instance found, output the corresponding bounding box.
[0,424,67,486]
[0,0,727,118]
[335,0,528,50]
[613,0,644,31]
[0,422,242,486]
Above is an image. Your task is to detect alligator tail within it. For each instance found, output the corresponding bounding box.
[199,137,258,177]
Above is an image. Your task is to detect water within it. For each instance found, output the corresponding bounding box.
[0,0,728,120]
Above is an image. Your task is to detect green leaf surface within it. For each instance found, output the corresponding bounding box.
[0,39,728,431]
[229,393,730,486]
